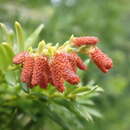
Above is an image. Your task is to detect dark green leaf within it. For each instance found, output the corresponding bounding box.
[44,105,70,130]
[20,82,30,93]
[54,98,88,127]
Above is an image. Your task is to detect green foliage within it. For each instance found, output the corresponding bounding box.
[0,22,103,130]
[0,83,103,130]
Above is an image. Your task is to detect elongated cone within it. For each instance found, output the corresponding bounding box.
[31,56,48,88]
[50,53,80,92]
[13,51,29,64]
[49,54,65,92]
[45,59,54,85]
[20,56,34,87]
[49,65,65,92]
[58,53,80,85]
[67,53,78,72]
[63,69,80,85]
[72,36,99,46]
[89,47,113,73]
[67,52,87,72]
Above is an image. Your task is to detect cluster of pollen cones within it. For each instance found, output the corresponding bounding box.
[13,36,113,92]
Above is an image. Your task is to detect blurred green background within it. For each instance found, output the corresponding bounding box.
[0,0,130,130]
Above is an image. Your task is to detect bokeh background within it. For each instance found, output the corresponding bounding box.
[0,0,130,130]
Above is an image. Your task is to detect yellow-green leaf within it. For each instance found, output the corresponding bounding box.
[15,21,25,52]
[25,24,44,49]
